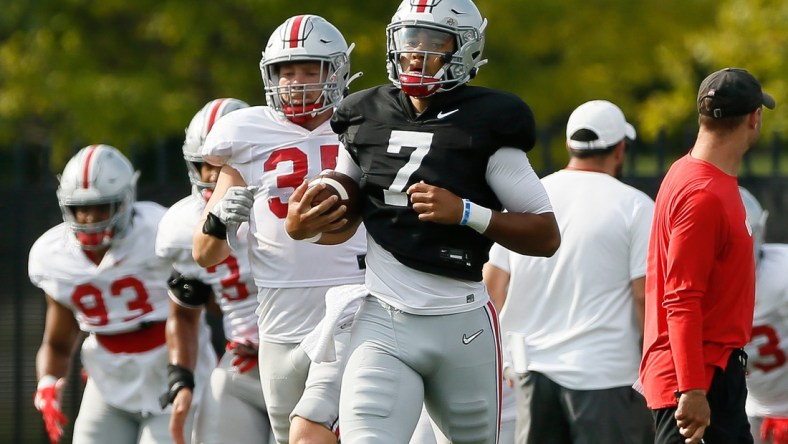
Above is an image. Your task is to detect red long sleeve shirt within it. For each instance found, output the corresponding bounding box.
[640,154,755,408]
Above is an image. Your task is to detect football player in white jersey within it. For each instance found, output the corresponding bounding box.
[29,144,215,444]
[191,16,366,444]
[156,98,272,444]
[285,1,560,443]
[740,187,788,444]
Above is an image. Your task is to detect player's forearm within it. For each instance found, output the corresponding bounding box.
[482,263,510,313]
[192,221,231,267]
[665,294,706,391]
[484,211,560,257]
[36,344,72,380]
[166,307,201,370]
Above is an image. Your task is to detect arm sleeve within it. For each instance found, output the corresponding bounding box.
[665,189,724,391]
[487,243,511,273]
[335,144,363,183]
[486,148,552,214]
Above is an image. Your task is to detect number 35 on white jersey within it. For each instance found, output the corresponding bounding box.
[202,106,366,289]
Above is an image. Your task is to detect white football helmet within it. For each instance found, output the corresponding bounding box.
[183,98,249,200]
[260,15,355,123]
[57,144,139,250]
[740,186,768,264]
[386,0,488,98]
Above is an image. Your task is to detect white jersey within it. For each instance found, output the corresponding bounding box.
[29,202,170,333]
[489,170,654,390]
[29,202,216,413]
[745,243,788,418]
[156,194,259,344]
[203,106,366,341]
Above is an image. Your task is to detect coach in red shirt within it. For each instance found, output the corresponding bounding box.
[641,68,775,444]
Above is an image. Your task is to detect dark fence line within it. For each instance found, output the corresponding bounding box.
[2,133,786,443]
[4,132,786,187]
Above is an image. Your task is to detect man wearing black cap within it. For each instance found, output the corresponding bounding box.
[640,67,775,444]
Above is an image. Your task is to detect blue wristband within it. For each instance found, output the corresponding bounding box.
[460,199,471,225]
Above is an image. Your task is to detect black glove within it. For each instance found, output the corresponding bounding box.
[159,364,195,409]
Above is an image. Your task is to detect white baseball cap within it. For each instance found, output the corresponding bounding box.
[566,100,636,150]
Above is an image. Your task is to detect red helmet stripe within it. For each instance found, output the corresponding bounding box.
[289,15,306,48]
[205,98,227,135]
[82,144,99,189]
[415,0,430,12]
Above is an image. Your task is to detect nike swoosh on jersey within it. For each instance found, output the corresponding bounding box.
[462,329,484,345]
[437,109,459,119]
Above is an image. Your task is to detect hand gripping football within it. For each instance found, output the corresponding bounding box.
[307,170,361,222]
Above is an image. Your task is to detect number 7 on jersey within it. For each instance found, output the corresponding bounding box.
[384,130,433,207]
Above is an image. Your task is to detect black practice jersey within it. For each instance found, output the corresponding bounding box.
[332,84,536,281]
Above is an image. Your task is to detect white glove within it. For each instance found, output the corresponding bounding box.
[210,186,257,225]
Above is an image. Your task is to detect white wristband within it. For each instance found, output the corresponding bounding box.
[37,375,58,389]
[459,199,492,234]
[303,232,323,243]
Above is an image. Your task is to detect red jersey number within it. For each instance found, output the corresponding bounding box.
[71,277,154,326]
[751,324,787,373]
[263,144,339,219]
[206,255,250,302]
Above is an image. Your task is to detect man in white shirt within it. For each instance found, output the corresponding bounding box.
[484,100,655,443]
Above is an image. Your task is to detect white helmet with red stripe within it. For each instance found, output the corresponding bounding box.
[387,0,487,97]
[57,144,139,250]
[260,15,354,123]
[739,186,769,264]
[183,98,249,200]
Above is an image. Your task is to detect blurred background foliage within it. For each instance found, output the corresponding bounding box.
[0,0,786,172]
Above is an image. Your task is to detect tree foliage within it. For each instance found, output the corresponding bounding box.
[639,0,788,139]
[0,0,784,172]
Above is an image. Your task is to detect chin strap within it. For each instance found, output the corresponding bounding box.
[76,229,113,250]
[399,65,446,99]
[400,66,447,98]
[283,103,324,124]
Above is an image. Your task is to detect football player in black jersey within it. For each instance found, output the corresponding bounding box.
[285,1,560,442]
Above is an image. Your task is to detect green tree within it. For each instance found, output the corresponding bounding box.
[0,0,391,169]
[639,0,788,139]
[0,0,784,175]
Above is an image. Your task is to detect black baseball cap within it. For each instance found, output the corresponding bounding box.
[697,68,775,118]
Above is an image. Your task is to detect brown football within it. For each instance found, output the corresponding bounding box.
[307,170,362,222]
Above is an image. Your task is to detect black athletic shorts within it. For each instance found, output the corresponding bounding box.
[653,349,753,444]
